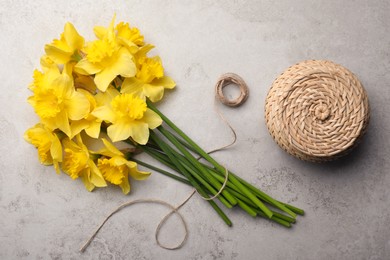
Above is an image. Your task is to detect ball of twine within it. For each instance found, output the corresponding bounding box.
[215,73,249,107]
[265,60,370,162]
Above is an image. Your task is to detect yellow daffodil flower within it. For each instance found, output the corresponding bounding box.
[94,21,143,54]
[74,17,136,92]
[62,135,106,191]
[29,60,60,92]
[92,87,162,144]
[116,22,144,47]
[24,124,62,173]
[70,89,102,139]
[121,55,175,102]
[96,138,150,194]
[45,22,85,64]
[28,70,90,137]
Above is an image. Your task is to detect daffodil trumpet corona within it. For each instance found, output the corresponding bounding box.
[25,17,303,227]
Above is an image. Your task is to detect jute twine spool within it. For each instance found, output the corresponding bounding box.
[265,60,370,162]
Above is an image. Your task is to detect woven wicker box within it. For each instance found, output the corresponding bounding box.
[265,60,370,162]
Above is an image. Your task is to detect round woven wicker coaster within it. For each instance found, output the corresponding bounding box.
[265,60,370,162]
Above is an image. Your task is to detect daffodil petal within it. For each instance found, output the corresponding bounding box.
[94,86,119,106]
[94,147,119,158]
[94,48,136,92]
[63,63,74,79]
[107,121,132,142]
[125,160,137,168]
[44,45,72,64]
[143,84,164,102]
[66,90,90,121]
[81,170,95,192]
[135,44,154,59]
[27,95,35,107]
[50,134,63,162]
[70,119,90,138]
[129,167,151,180]
[119,173,130,194]
[85,121,102,139]
[64,22,84,50]
[143,109,162,129]
[101,138,124,157]
[92,106,116,123]
[152,76,176,89]
[93,25,107,39]
[89,161,107,187]
[115,48,137,77]
[121,77,144,96]
[129,121,149,145]
[40,118,56,132]
[94,68,117,92]
[118,37,139,54]
[74,58,102,75]
[55,111,71,137]
[53,72,73,97]
[53,161,61,174]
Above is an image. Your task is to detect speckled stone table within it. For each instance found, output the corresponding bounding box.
[1,0,389,259]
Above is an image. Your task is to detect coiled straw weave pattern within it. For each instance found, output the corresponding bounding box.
[265,60,369,162]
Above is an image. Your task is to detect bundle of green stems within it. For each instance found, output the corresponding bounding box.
[125,100,304,227]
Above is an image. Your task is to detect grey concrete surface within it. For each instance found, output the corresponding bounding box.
[1,0,389,259]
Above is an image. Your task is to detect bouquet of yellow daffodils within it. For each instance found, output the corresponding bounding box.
[25,17,303,227]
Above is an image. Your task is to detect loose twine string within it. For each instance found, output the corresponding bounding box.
[79,73,249,252]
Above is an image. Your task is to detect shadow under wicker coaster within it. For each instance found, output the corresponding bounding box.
[265,60,370,162]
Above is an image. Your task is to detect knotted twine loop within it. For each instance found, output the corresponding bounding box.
[80,73,249,252]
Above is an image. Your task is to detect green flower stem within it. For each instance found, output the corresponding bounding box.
[144,140,302,219]
[180,162,233,209]
[232,174,297,218]
[150,132,235,208]
[190,158,297,217]
[130,157,191,185]
[226,186,257,207]
[252,206,293,227]
[143,147,271,217]
[158,127,238,206]
[228,174,273,218]
[135,147,260,219]
[149,131,232,226]
[139,148,257,218]
[141,146,176,168]
[147,101,303,222]
[132,156,244,214]
[146,102,274,218]
[139,147,234,209]
[199,163,303,216]
[146,101,221,170]
[168,133,199,154]
[229,188,296,224]
[177,159,239,208]
[256,210,291,228]
[137,135,299,227]
[271,211,296,224]
[142,145,242,209]
[279,203,305,216]
[235,199,291,227]
[236,198,257,217]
